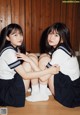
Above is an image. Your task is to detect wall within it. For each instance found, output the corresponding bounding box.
[0,0,80,53]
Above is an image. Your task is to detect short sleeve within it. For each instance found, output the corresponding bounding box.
[2,49,21,69]
[50,49,69,66]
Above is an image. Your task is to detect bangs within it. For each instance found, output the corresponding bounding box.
[48,27,59,35]
[10,29,23,35]
[11,29,22,35]
[6,23,23,36]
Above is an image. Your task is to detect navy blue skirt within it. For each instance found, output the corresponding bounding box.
[54,72,80,108]
[0,73,25,107]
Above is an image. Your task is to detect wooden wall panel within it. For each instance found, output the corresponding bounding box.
[36,0,42,52]
[54,0,61,22]
[66,3,73,48]
[0,0,80,53]
[31,0,37,52]
[19,0,25,35]
[71,4,78,51]
[11,0,20,23]
[60,2,67,23]
[51,0,55,23]
[6,0,11,25]
[76,4,80,52]
[0,0,11,30]
[25,0,31,51]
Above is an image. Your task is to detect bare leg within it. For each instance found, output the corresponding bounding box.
[26,53,51,102]
[22,62,32,93]
[39,54,55,95]
[25,53,40,98]
[39,54,52,96]
[28,53,39,86]
[39,53,51,84]
[48,75,55,95]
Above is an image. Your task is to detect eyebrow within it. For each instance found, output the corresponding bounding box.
[10,30,20,35]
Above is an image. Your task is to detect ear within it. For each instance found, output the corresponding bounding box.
[6,36,10,41]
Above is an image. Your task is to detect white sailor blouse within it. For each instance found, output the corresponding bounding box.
[46,45,79,81]
[0,45,21,80]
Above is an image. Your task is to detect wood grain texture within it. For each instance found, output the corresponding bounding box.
[0,94,80,115]
[0,0,80,52]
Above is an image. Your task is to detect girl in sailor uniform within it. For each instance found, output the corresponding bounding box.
[38,22,80,107]
[0,23,59,107]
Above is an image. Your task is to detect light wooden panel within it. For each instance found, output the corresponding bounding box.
[11,0,20,23]
[0,0,11,30]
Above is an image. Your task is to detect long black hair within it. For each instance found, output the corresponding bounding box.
[0,23,26,53]
[46,22,75,56]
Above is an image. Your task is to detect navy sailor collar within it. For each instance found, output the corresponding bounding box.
[58,45,72,57]
[0,44,18,56]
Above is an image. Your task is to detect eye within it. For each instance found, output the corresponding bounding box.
[14,34,17,36]
[55,34,59,37]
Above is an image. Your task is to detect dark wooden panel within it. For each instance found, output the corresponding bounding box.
[31,0,37,52]
[66,3,74,49]
[50,0,55,24]
[76,4,80,51]
[36,0,42,52]
[54,0,61,22]
[25,0,31,51]
[60,1,67,23]
[71,4,78,51]
[19,0,25,35]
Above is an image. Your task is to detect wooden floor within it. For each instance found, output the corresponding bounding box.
[0,93,80,115]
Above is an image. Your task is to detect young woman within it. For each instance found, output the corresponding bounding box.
[0,23,59,107]
[39,22,80,108]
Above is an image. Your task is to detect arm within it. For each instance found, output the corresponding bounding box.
[15,64,59,80]
[16,53,60,80]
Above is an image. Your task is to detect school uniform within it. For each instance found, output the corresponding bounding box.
[0,44,25,107]
[46,44,80,108]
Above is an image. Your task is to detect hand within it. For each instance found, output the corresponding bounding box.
[50,65,60,75]
[16,53,31,63]
[39,65,60,82]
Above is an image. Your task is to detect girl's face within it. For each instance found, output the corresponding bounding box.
[48,30,61,48]
[6,30,23,47]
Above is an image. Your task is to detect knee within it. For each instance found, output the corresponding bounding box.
[22,62,32,72]
[39,53,49,60]
[28,53,38,59]
[39,54,51,70]
[28,53,38,65]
